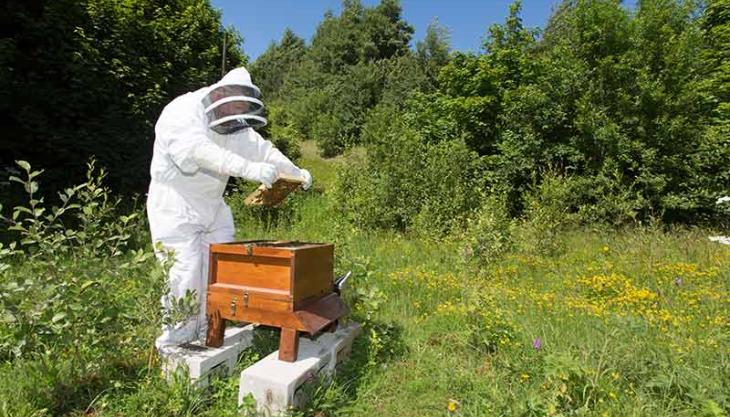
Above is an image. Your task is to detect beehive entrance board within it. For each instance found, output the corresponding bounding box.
[244,174,303,206]
[205,240,349,362]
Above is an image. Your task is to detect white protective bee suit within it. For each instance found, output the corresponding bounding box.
[146,67,311,349]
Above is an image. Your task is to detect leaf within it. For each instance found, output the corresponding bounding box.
[29,170,44,179]
[80,280,96,291]
[51,312,67,323]
[15,160,31,171]
[8,175,24,184]
[700,400,725,417]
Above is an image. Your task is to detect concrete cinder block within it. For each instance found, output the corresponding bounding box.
[239,322,362,415]
[163,324,254,386]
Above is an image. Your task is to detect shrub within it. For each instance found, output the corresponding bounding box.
[0,160,160,361]
[462,195,515,267]
[517,172,577,256]
[334,125,485,236]
[259,101,302,162]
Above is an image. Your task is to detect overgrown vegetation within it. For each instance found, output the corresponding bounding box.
[1,0,729,415]
[0,0,245,198]
[255,0,729,227]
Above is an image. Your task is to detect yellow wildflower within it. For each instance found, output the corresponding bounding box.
[447,398,459,412]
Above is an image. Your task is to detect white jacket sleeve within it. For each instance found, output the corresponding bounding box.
[157,100,256,178]
[249,130,303,177]
[191,141,253,177]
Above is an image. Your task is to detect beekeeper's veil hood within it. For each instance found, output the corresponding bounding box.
[202,67,267,134]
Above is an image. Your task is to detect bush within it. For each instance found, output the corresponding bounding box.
[0,160,180,415]
[1,0,245,198]
[334,125,485,236]
[257,102,302,162]
[517,172,577,256]
[462,195,514,267]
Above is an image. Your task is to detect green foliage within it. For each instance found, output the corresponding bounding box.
[250,28,306,100]
[308,0,413,73]
[462,195,515,267]
[703,0,730,121]
[0,160,160,360]
[335,126,485,235]
[416,19,451,83]
[517,173,577,256]
[0,0,245,199]
[254,0,439,157]
[336,0,729,230]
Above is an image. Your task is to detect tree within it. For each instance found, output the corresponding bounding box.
[250,28,306,99]
[416,18,451,83]
[0,0,245,199]
[362,0,414,61]
[704,0,730,120]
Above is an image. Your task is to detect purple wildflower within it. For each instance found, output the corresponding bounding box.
[532,337,542,350]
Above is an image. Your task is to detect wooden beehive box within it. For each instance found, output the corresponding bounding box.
[205,240,348,361]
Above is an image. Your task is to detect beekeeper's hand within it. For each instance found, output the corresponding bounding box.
[300,169,312,191]
[243,162,278,189]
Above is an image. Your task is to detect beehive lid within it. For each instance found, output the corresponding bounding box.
[210,240,331,257]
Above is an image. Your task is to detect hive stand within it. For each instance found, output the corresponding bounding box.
[162,324,254,387]
[207,293,346,362]
[239,322,362,414]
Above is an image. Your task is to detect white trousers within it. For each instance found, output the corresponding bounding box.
[147,183,234,349]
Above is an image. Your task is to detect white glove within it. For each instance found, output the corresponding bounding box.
[300,169,312,190]
[242,162,278,189]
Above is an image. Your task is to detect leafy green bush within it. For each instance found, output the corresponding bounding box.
[1,0,245,198]
[462,195,515,267]
[0,160,161,361]
[517,173,577,256]
[351,0,728,228]
[334,125,485,235]
[0,160,172,415]
[260,102,302,161]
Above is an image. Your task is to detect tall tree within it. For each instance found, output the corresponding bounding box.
[0,0,245,198]
[251,28,306,99]
[416,18,451,83]
[362,0,413,61]
[704,0,730,120]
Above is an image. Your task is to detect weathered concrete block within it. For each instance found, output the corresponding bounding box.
[163,324,254,386]
[239,322,362,415]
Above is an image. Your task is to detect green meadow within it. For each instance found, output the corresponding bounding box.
[2,144,726,417]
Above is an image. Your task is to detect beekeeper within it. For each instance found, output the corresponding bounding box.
[146,67,311,350]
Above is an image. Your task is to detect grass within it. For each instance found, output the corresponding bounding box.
[231,142,730,416]
[1,141,728,416]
